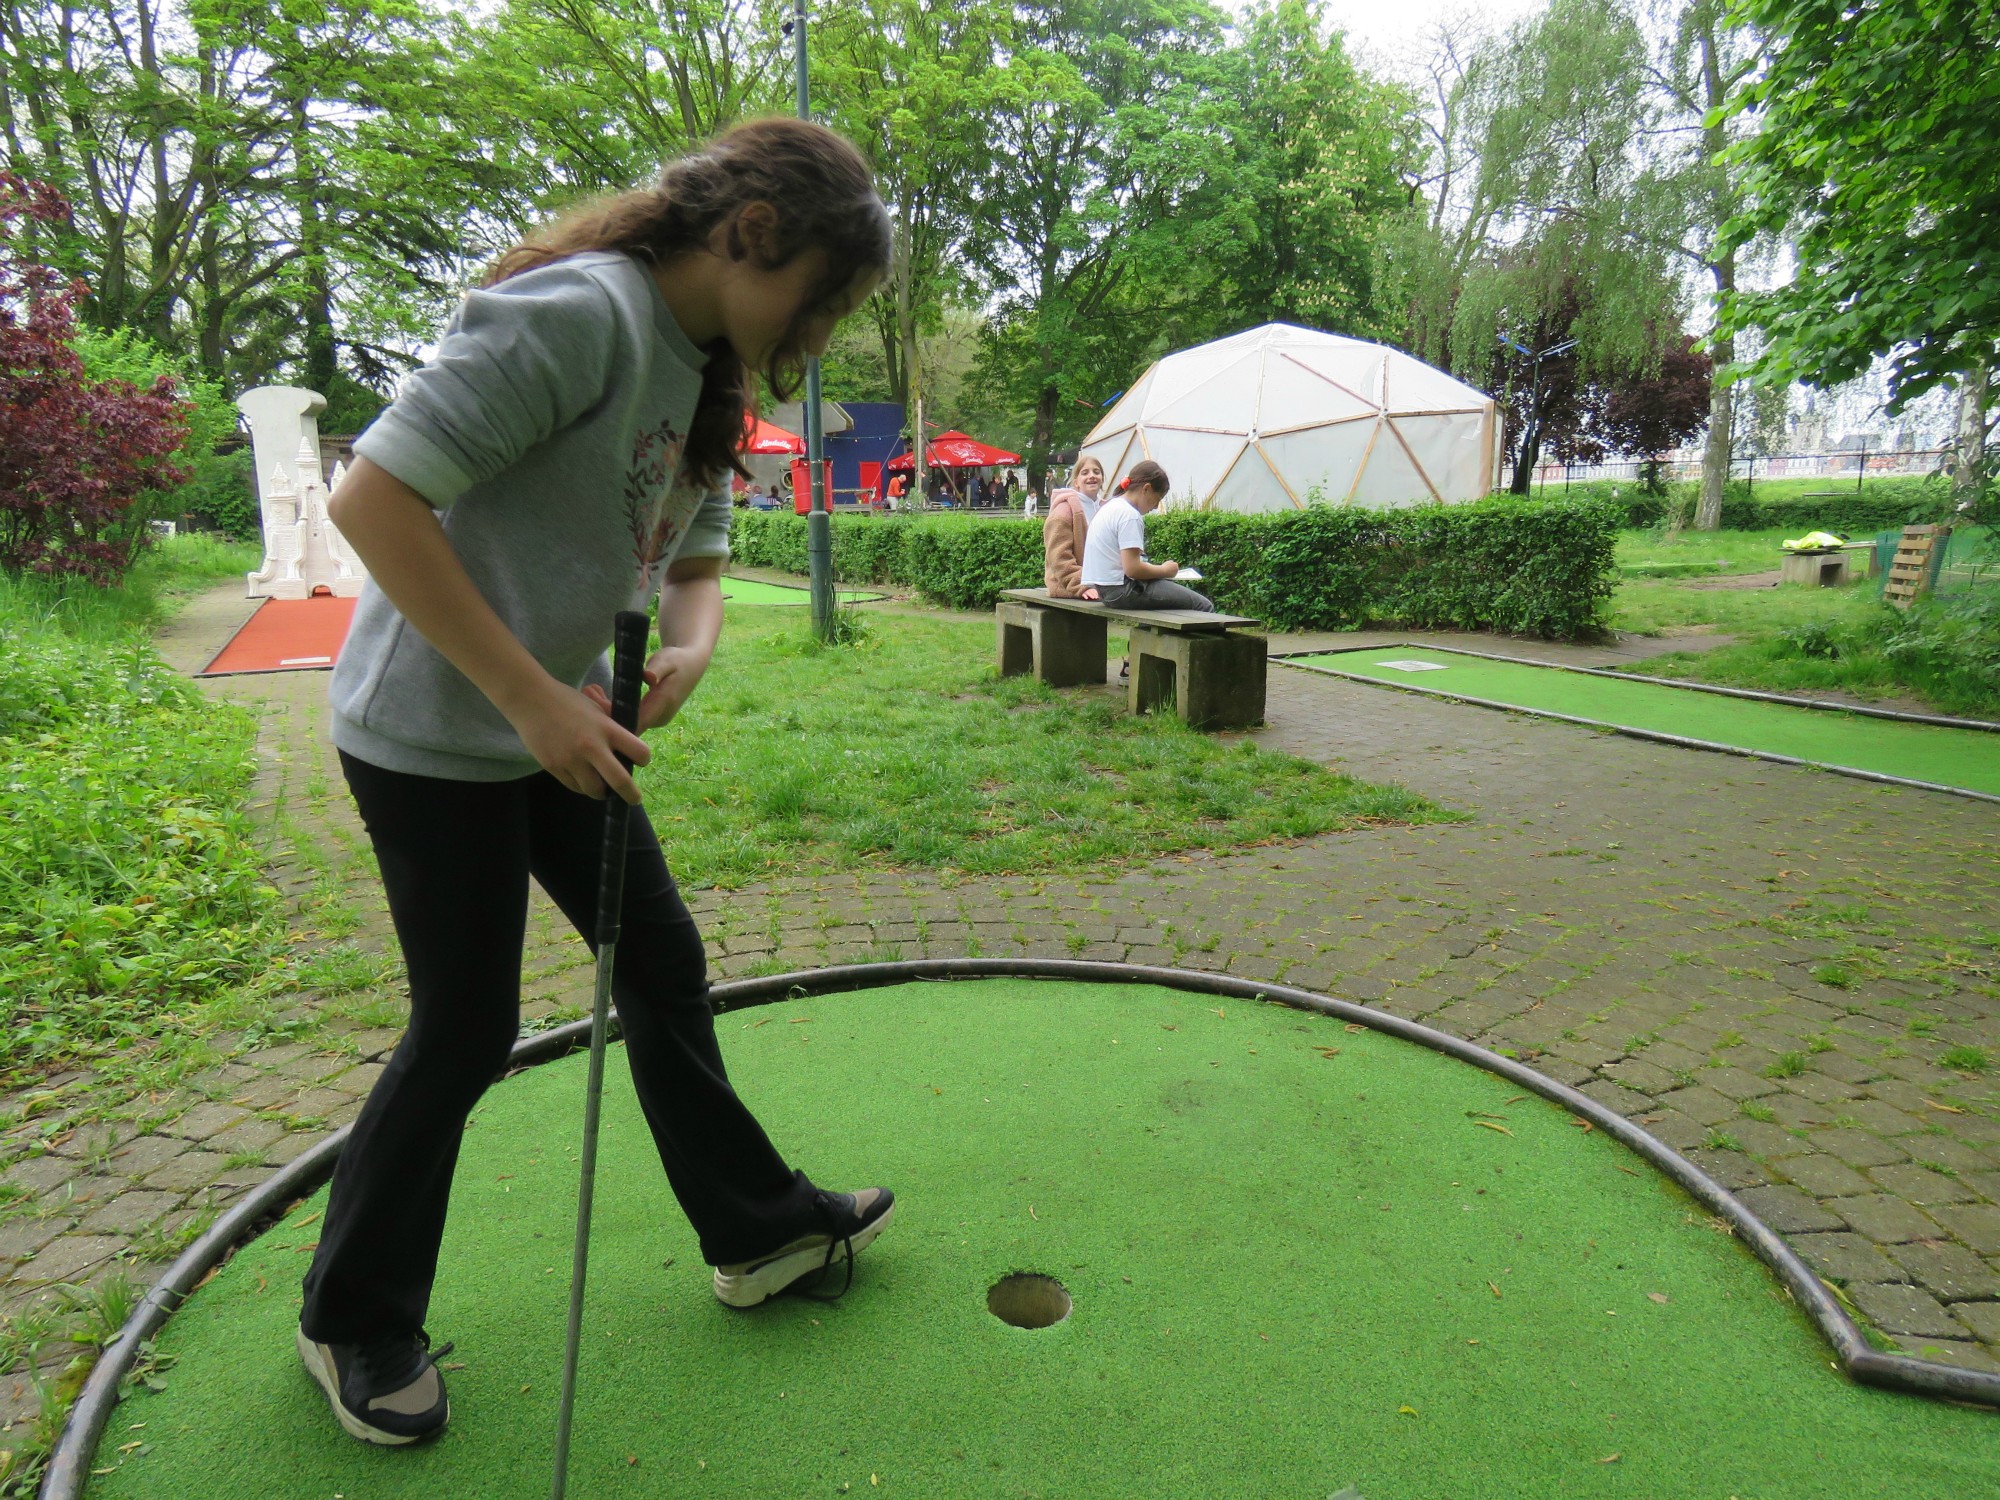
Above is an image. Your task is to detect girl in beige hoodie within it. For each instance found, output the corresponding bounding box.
[1042,454,1106,597]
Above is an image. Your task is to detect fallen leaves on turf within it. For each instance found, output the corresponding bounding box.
[1474,1121,1513,1136]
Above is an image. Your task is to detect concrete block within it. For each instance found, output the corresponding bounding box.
[1128,626,1267,729]
[996,600,1107,688]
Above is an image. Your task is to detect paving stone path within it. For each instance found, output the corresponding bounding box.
[4,580,1997,1446]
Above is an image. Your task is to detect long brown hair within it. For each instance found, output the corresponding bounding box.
[486,118,890,487]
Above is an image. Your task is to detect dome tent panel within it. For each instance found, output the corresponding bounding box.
[1260,425,1374,506]
[1147,351,1268,434]
[1078,430,1137,489]
[1278,343,1387,407]
[1383,356,1490,416]
[1207,441,1299,512]
[1355,420,1443,506]
[1256,362,1380,434]
[1393,412,1493,501]
[1137,343,1237,419]
[1132,427,1241,505]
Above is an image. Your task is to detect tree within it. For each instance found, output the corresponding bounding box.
[0,178,190,583]
[1715,0,2000,410]
[1195,1,1414,339]
[1471,276,1710,490]
[968,0,1238,491]
[815,0,1009,470]
[1633,0,1761,528]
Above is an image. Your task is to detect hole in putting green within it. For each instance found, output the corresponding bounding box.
[988,1272,1071,1329]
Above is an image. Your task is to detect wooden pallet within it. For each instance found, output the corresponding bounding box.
[1883,524,1950,608]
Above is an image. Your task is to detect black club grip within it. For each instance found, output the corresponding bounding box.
[595,610,650,946]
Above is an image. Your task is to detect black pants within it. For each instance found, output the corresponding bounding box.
[299,751,818,1344]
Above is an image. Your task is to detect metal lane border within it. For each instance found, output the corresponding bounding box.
[43,960,2000,1497]
[1269,640,2000,733]
[1274,653,2000,806]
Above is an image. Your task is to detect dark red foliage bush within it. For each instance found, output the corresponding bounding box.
[0,176,191,585]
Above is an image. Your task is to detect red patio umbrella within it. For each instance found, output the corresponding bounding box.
[741,415,806,455]
[884,430,1022,470]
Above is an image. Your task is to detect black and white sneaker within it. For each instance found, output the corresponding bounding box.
[712,1187,896,1308]
[297,1325,453,1445]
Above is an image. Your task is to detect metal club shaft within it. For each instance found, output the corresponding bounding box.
[552,608,649,1500]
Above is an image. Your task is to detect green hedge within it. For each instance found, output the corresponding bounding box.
[1560,476,1952,534]
[732,498,1619,639]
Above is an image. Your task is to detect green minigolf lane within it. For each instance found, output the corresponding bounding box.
[86,981,1994,1499]
[1298,648,2000,798]
[719,576,883,606]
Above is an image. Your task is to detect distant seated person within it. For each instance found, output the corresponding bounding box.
[748,483,779,510]
[1080,460,1212,612]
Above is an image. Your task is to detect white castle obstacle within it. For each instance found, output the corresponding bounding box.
[238,385,368,599]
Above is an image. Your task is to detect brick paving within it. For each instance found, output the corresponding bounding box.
[2,581,1997,1442]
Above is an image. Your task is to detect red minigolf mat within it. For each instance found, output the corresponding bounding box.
[198,596,358,677]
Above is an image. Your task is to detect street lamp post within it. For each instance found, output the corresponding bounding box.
[792,0,834,639]
[1498,333,1577,493]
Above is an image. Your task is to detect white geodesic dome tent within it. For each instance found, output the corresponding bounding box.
[1078,324,1501,512]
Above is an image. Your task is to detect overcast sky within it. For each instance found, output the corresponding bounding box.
[1317,0,1549,75]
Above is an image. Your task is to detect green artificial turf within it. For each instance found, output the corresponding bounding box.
[1296,648,2000,797]
[86,981,1995,1500]
[719,576,882,605]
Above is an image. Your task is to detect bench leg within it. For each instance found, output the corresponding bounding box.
[1034,609,1107,686]
[1128,627,1267,730]
[996,602,1035,677]
[996,602,1106,687]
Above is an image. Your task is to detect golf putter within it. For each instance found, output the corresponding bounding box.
[551,608,649,1500]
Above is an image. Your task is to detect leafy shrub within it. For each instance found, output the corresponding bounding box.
[0,577,279,1074]
[1564,475,1949,534]
[0,178,193,583]
[734,498,1617,638]
[1239,497,1617,637]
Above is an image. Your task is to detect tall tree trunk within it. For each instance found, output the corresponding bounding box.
[1694,257,1737,531]
[1028,384,1058,497]
[1954,359,1990,511]
[1693,15,1735,533]
[293,95,337,398]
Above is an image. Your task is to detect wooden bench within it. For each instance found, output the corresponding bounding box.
[995,587,1267,729]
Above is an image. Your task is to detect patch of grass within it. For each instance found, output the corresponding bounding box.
[1813,964,1855,990]
[1605,537,2000,718]
[1614,527,1800,577]
[1704,1129,1743,1152]
[1740,1101,1777,1123]
[645,608,1460,889]
[1940,1045,1991,1073]
[1762,1052,1808,1079]
[1,539,287,1083]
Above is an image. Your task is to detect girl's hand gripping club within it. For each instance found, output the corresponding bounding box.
[551,608,649,1500]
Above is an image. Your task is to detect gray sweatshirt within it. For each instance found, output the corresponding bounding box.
[329,250,732,781]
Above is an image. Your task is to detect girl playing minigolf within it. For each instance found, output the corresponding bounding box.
[297,118,897,1447]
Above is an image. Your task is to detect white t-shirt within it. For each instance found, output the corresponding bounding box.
[1081,496,1147,587]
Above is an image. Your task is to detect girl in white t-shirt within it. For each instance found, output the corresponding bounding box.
[1080,460,1213,611]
